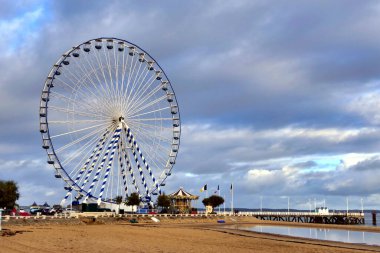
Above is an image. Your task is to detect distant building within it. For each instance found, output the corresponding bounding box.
[316,207,329,215]
[168,187,199,213]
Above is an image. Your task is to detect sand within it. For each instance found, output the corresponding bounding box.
[1,216,380,253]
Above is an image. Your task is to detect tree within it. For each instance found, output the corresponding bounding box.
[157,193,171,212]
[0,180,20,209]
[114,195,123,213]
[202,195,224,212]
[126,192,140,213]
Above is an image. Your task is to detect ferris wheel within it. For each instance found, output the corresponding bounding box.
[39,37,180,205]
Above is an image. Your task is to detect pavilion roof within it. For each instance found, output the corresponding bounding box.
[168,188,199,200]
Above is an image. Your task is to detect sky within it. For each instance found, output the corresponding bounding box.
[1,0,380,210]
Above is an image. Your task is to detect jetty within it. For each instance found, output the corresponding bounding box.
[249,211,365,224]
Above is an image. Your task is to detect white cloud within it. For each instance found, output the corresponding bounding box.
[0,6,44,55]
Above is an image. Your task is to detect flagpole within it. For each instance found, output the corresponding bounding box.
[223,194,226,215]
[218,187,221,214]
[231,183,234,215]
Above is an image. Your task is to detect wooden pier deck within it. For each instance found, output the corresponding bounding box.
[249,211,365,224]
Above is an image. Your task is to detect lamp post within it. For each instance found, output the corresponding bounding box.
[223,194,226,215]
[260,196,263,212]
[309,198,312,213]
[361,197,364,214]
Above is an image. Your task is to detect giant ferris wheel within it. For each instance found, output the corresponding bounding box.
[39,37,180,205]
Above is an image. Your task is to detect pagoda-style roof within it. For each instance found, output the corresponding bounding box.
[168,188,199,200]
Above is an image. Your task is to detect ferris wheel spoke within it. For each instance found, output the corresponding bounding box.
[50,91,105,115]
[58,63,108,104]
[127,60,149,106]
[64,60,109,105]
[65,135,102,179]
[49,119,107,124]
[118,49,129,114]
[81,51,115,107]
[133,140,171,168]
[71,130,109,183]
[132,128,172,144]
[60,127,108,167]
[60,139,104,184]
[125,75,157,115]
[126,71,157,110]
[128,120,173,133]
[50,122,109,138]
[104,46,117,101]
[126,56,142,101]
[126,130,170,172]
[56,125,109,153]
[128,106,170,119]
[127,94,167,117]
[93,47,116,104]
[49,106,108,119]
[129,121,170,147]
[123,50,140,105]
[127,65,150,109]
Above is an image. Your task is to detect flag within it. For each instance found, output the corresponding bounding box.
[214,185,219,194]
[230,183,233,192]
[200,184,207,192]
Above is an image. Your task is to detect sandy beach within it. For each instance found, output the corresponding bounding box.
[1,216,380,253]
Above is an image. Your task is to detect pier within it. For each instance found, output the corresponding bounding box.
[250,211,365,224]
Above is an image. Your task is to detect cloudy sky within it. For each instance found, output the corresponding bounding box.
[1,0,380,210]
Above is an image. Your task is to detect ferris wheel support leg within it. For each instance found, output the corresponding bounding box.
[98,134,121,203]
[85,126,122,202]
[123,128,150,198]
[124,126,161,194]
[123,147,140,197]
[80,135,109,190]
[62,130,110,205]
[118,141,129,201]
[74,131,109,185]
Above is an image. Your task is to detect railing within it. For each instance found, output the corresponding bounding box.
[0,211,364,221]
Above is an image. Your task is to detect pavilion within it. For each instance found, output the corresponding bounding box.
[168,187,199,213]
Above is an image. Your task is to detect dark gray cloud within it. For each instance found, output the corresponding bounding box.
[1,0,380,209]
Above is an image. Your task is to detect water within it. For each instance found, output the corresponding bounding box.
[232,225,380,246]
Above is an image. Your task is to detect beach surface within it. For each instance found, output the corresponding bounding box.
[1,216,380,253]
